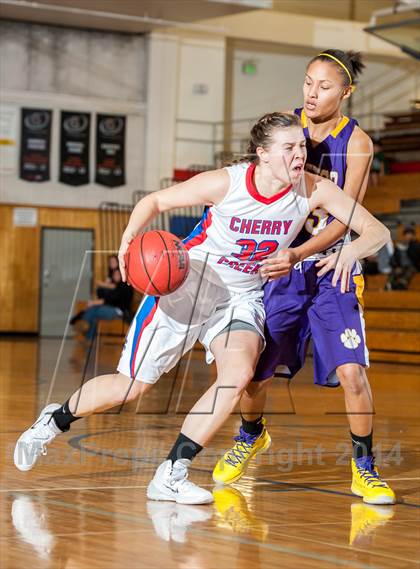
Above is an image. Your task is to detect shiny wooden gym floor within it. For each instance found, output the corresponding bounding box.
[1,335,419,569]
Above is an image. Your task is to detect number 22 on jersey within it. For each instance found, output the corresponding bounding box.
[232,239,279,262]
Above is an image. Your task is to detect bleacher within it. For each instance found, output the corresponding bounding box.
[366,272,420,291]
[364,290,420,364]
[364,173,420,215]
[374,109,420,156]
[362,168,420,363]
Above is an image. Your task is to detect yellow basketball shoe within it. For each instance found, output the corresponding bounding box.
[213,487,268,541]
[349,502,395,546]
[351,457,396,505]
[213,421,271,485]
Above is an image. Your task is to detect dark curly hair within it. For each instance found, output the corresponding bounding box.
[309,49,365,87]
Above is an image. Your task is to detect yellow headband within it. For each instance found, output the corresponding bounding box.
[318,52,354,88]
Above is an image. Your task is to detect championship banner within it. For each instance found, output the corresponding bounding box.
[20,108,52,182]
[60,111,90,186]
[95,114,126,187]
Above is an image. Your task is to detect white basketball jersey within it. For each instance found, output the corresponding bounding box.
[183,162,310,292]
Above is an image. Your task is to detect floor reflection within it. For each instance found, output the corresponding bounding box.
[147,501,212,543]
[349,501,395,547]
[11,494,54,560]
[213,486,268,542]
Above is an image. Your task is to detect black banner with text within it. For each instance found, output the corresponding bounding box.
[60,111,90,186]
[95,114,126,187]
[20,108,52,182]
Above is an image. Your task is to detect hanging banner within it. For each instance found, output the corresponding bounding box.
[95,114,126,187]
[20,108,52,182]
[60,111,90,186]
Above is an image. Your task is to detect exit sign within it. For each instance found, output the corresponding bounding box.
[242,61,257,75]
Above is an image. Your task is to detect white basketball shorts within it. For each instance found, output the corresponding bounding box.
[117,262,265,383]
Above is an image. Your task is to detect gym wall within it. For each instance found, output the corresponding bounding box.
[0,20,147,208]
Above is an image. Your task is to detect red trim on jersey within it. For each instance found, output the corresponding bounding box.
[246,163,292,204]
[184,209,213,250]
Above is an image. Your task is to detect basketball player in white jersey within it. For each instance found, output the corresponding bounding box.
[14,112,389,505]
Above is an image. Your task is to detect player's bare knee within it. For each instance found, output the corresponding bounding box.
[245,378,270,397]
[233,367,255,395]
[215,367,254,397]
[337,365,367,396]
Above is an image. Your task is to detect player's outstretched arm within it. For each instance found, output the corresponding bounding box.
[310,178,390,292]
[118,169,229,280]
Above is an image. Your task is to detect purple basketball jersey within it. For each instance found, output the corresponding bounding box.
[292,107,358,252]
[295,106,358,189]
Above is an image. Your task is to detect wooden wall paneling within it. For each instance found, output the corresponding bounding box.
[0,205,40,332]
[1,205,102,334]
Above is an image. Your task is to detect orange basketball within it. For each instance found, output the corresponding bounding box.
[124,230,190,296]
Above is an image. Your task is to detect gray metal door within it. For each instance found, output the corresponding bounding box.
[40,228,93,336]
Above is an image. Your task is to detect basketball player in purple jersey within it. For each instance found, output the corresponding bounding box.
[213,50,396,505]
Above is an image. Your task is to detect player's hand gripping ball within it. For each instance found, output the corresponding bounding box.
[124,230,190,295]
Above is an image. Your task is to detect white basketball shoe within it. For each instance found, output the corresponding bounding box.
[14,404,62,471]
[147,459,214,505]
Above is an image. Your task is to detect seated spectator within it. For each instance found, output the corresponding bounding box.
[71,269,133,340]
[393,227,418,271]
[386,226,419,289]
[71,255,120,325]
[96,255,119,290]
[377,239,394,274]
[386,266,410,290]
[404,227,420,271]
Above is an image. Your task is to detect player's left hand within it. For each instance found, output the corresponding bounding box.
[316,246,357,293]
[260,249,299,280]
[118,228,136,282]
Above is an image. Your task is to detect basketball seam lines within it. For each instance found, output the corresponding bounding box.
[155,230,171,295]
[140,232,162,296]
